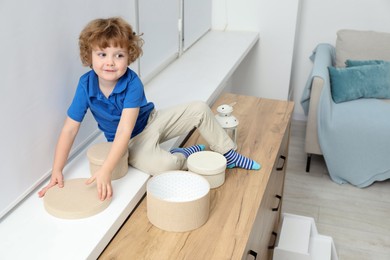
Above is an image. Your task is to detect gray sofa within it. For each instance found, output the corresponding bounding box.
[302,29,390,187]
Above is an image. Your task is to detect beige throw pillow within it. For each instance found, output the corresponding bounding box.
[335,29,390,67]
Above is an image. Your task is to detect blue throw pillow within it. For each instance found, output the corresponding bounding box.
[329,62,390,103]
[345,59,390,67]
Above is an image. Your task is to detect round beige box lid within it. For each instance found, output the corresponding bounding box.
[187,151,226,175]
[43,178,111,219]
[87,142,114,165]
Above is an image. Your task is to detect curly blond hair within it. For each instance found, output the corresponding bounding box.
[79,17,143,67]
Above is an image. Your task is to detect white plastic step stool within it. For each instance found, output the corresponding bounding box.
[273,213,338,260]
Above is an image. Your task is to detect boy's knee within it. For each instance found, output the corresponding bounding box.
[188,101,210,114]
[136,154,186,176]
[191,100,208,109]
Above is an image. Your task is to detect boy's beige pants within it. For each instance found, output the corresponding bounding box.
[128,101,235,175]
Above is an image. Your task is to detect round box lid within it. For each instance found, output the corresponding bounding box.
[187,151,226,175]
[87,142,112,165]
[43,178,111,219]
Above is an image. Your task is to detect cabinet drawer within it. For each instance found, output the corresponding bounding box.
[273,126,290,225]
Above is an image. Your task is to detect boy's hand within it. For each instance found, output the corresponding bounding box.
[38,171,64,197]
[86,169,112,201]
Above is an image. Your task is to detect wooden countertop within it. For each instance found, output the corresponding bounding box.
[100,93,294,259]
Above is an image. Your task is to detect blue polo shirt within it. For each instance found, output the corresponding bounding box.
[67,68,154,141]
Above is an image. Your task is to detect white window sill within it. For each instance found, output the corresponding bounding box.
[0,30,259,260]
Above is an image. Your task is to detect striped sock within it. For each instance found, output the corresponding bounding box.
[170,144,206,158]
[223,149,261,170]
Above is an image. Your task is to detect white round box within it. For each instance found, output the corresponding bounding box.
[87,142,128,180]
[187,151,227,188]
[147,171,210,232]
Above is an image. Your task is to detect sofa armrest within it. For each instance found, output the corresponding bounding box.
[305,77,323,155]
[304,44,335,156]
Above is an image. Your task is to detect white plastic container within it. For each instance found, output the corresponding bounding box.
[187,151,227,188]
[147,171,210,232]
[87,142,128,180]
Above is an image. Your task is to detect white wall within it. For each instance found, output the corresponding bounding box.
[212,0,301,100]
[290,0,390,120]
[213,0,390,120]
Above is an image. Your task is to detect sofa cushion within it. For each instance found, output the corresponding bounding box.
[335,29,390,67]
[329,62,390,103]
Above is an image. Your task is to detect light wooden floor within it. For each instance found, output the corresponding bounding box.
[282,120,390,260]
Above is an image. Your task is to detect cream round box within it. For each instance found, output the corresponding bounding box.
[147,171,210,232]
[187,151,227,188]
[87,142,128,180]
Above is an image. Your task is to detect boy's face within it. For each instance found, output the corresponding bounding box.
[91,46,129,85]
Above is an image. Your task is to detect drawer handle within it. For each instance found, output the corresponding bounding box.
[268,231,278,249]
[248,250,257,259]
[276,155,286,171]
[272,195,282,211]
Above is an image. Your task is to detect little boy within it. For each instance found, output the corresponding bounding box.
[38,17,260,201]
